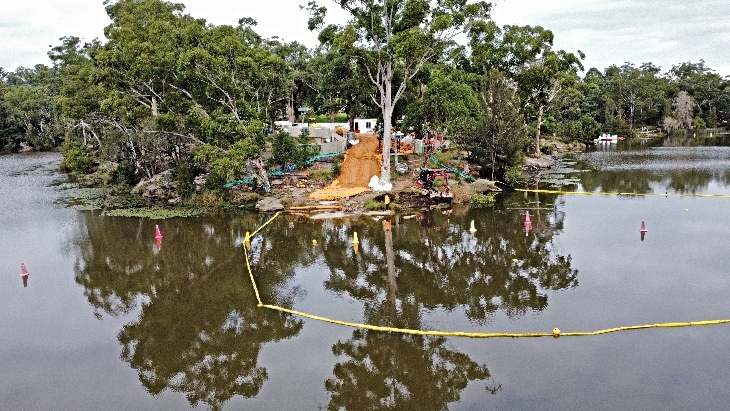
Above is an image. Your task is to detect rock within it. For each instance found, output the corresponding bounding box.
[472,179,501,193]
[257,197,284,212]
[524,156,556,169]
[194,174,208,192]
[132,170,177,199]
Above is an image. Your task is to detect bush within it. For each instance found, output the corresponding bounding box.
[364,198,385,211]
[270,130,319,170]
[173,162,195,198]
[61,144,94,174]
[111,160,139,186]
[331,155,343,177]
[469,193,496,208]
[503,165,523,186]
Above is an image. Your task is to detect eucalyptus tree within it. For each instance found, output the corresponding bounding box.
[306,0,491,185]
[305,30,375,129]
[669,60,729,128]
[266,38,313,123]
[0,71,25,151]
[467,22,582,154]
[468,69,526,181]
[0,64,64,150]
[93,0,209,179]
[49,37,108,152]
[603,62,666,132]
[402,67,480,147]
[501,25,583,154]
[179,20,291,144]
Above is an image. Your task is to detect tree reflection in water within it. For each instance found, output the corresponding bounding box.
[72,189,576,409]
[319,193,575,408]
[73,214,305,410]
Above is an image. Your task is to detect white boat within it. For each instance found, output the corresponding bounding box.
[594,133,618,144]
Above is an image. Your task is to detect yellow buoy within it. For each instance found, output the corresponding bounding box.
[244,231,251,249]
[312,239,317,245]
[352,232,359,244]
[552,328,561,338]
[469,220,477,234]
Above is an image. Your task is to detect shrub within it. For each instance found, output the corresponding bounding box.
[111,160,139,186]
[364,198,385,211]
[503,165,523,186]
[469,193,496,208]
[173,160,195,199]
[61,144,94,174]
[331,155,344,177]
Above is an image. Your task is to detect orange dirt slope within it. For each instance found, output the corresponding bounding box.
[309,135,382,200]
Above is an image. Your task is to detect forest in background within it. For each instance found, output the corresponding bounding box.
[1,0,729,190]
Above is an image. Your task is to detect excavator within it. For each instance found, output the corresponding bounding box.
[415,168,453,201]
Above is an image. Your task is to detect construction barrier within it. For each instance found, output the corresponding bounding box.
[242,213,730,339]
[515,188,730,199]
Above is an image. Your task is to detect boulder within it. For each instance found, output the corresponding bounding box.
[257,197,284,212]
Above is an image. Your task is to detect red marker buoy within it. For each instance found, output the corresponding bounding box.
[155,225,163,239]
[20,263,29,277]
[640,220,647,232]
[524,211,532,225]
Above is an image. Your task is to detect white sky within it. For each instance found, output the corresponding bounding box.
[1,0,729,77]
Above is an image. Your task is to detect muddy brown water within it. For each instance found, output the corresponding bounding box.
[2,138,730,410]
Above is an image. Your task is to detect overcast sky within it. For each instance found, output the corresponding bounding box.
[1,0,729,77]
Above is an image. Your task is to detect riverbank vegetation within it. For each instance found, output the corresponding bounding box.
[1,0,729,208]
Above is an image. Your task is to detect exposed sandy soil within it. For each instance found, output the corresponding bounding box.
[331,135,382,188]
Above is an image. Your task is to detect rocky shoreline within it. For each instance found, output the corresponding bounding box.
[121,143,571,218]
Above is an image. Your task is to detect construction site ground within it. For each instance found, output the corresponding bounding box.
[262,134,482,217]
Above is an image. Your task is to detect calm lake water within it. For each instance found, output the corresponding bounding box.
[2,136,730,410]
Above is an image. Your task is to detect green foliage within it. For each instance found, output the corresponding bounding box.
[404,68,479,143]
[173,161,196,199]
[503,164,524,186]
[61,142,95,173]
[270,130,319,170]
[110,160,139,186]
[693,116,706,129]
[466,69,527,181]
[105,207,206,219]
[193,139,260,191]
[364,198,385,211]
[559,114,602,144]
[331,155,343,178]
[334,113,348,122]
[469,193,496,208]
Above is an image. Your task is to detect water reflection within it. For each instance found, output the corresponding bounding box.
[550,136,730,195]
[73,214,304,410]
[21,263,29,287]
[73,188,577,408]
[326,330,500,410]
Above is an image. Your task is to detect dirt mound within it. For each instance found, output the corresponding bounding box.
[309,135,382,200]
[332,135,382,187]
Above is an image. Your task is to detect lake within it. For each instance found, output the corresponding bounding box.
[2,136,730,410]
